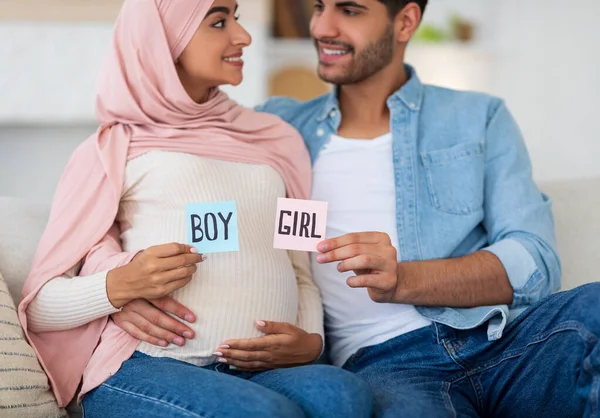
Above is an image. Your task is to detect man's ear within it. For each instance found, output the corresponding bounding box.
[394,3,422,43]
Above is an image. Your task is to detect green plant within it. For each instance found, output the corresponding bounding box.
[413,24,449,43]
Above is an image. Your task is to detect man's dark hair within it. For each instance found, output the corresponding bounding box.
[378,0,428,18]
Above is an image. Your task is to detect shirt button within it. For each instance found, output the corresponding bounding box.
[330,110,336,117]
[317,128,324,137]
[409,103,416,109]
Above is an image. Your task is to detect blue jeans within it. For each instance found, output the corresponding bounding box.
[82,351,372,418]
[343,283,600,417]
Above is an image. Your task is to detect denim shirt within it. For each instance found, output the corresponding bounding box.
[255,65,561,341]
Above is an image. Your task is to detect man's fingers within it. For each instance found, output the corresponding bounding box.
[150,296,196,323]
[146,299,196,339]
[346,274,390,290]
[120,298,195,341]
[317,232,391,253]
[215,349,271,363]
[115,318,169,347]
[316,243,385,264]
[336,254,391,273]
[316,241,396,265]
[127,311,186,346]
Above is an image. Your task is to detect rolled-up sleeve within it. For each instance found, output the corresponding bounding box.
[481,100,562,308]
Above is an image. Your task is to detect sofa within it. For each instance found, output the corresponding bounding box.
[0,177,598,417]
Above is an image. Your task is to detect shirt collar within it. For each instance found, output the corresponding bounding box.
[317,64,424,122]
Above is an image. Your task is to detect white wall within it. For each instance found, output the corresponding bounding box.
[414,0,600,181]
[0,1,268,124]
[0,0,270,203]
[0,126,92,203]
[488,0,600,181]
[2,0,600,203]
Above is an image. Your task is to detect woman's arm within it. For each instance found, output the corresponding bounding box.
[26,223,131,333]
[26,223,203,333]
[27,264,119,333]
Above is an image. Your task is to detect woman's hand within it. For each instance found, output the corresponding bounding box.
[106,243,204,308]
[214,321,323,372]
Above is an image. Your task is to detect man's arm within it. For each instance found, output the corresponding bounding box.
[397,251,513,307]
[478,100,561,307]
[316,232,512,307]
[316,100,561,308]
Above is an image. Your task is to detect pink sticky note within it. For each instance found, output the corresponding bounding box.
[273,198,328,252]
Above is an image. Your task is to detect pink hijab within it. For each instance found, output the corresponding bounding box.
[18,0,311,407]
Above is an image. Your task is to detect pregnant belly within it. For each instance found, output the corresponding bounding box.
[137,249,299,363]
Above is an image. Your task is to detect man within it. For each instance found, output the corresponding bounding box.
[113,1,599,416]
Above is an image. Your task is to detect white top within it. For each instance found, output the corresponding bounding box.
[27,151,324,367]
[311,133,431,366]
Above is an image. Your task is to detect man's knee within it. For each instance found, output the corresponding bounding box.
[570,282,600,306]
[368,385,450,418]
[314,365,370,393]
[301,365,373,416]
[565,282,600,330]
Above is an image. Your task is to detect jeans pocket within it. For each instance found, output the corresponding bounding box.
[421,141,485,215]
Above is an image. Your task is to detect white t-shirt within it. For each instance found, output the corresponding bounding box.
[311,133,431,366]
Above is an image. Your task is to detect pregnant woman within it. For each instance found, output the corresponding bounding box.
[18,1,372,417]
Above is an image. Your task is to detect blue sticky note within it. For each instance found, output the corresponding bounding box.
[186,201,239,254]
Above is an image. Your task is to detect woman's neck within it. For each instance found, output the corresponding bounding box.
[176,64,211,103]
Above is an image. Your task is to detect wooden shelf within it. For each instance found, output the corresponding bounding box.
[0,0,123,21]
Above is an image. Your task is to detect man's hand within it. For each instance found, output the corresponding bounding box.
[316,232,400,303]
[316,232,514,307]
[214,321,323,372]
[111,297,196,347]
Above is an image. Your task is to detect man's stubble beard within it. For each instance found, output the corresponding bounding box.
[316,23,395,86]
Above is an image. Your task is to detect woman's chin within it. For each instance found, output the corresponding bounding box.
[227,75,244,87]
[213,74,243,89]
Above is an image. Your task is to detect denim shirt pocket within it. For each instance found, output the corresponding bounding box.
[420,141,485,215]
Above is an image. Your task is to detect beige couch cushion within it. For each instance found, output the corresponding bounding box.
[0,197,49,302]
[0,270,66,417]
[539,177,600,290]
